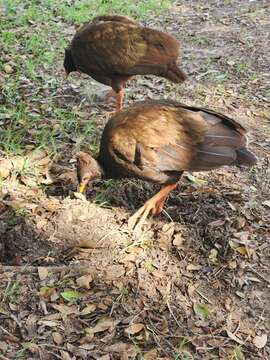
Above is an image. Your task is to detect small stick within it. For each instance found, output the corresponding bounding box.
[166,299,182,329]
[246,265,270,284]
[196,289,214,305]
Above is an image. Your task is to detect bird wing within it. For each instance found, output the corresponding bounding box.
[92,15,138,25]
[100,100,254,183]
[71,22,180,77]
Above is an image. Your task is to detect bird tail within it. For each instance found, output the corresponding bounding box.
[64,48,77,74]
[234,148,257,166]
[164,62,188,83]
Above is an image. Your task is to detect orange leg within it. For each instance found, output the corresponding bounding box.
[115,89,124,112]
[128,183,178,231]
[105,89,124,113]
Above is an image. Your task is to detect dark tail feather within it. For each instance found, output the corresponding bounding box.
[165,62,188,83]
[64,48,77,73]
[235,148,257,166]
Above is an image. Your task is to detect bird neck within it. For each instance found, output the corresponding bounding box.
[92,157,105,179]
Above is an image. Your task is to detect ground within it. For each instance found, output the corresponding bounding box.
[0,0,269,359]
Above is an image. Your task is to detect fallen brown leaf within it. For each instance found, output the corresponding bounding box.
[38,267,49,280]
[186,264,202,271]
[86,317,115,334]
[76,274,93,289]
[144,349,158,360]
[80,303,97,316]
[125,323,144,335]
[52,332,63,345]
[51,303,79,316]
[60,350,72,360]
[226,330,244,345]
[253,334,267,349]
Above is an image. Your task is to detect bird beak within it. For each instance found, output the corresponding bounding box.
[79,183,86,193]
[65,70,69,80]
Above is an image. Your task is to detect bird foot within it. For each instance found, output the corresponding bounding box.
[104,110,117,119]
[128,196,165,232]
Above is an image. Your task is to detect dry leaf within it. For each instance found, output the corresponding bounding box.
[144,349,158,360]
[60,350,72,360]
[38,320,60,327]
[99,356,110,360]
[80,303,97,316]
[11,157,25,171]
[104,265,125,280]
[208,219,225,227]
[86,317,115,334]
[227,330,244,345]
[52,332,63,345]
[262,200,270,208]
[39,287,58,301]
[76,274,93,289]
[125,323,144,335]
[4,64,13,74]
[186,264,202,271]
[120,351,128,360]
[51,303,79,315]
[0,159,13,178]
[236,217,246,229]
[235,246,254,258]
[253,334,267,349]
[38,267,49,280]
[36,219,48,230]
[173,233,185,247]
[74,192,87,201]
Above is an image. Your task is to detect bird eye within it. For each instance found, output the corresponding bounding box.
[158,43,165,49]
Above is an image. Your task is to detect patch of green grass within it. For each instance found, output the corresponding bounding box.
[228,346,245,360]
[56,0,170,24]
[172,337,193,360]
[0,0,170,155]
[3,281,22,302]
[15,340,37,359]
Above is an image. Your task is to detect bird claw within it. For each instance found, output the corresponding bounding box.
[128,198,163,233]
[128,205,151,232]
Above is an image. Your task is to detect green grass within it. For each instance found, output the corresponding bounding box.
[0,0,170,156]
[3,281,22,302]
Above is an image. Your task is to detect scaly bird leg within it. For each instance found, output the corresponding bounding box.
[115,89,124,112]
[128,183,178,231]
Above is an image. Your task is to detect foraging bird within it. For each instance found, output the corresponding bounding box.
[76,100,257,230]
[64,15,187,112]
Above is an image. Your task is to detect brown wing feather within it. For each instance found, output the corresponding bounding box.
[70,21,186,89]
[92,15,138,25]
[99,100,256,183]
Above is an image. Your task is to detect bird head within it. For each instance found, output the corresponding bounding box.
[76,151,103,193]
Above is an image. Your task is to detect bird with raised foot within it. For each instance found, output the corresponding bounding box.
[64,15,187,112]
[76,100,257,231]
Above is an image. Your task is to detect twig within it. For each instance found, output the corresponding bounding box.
[0,354,10,360]
[161,208,174,222]
[39,343,67,351]
[109,293,123,317]
[0,265,77,274]
[196,289,214,305]
[246,265,270,284]
[46,351,63,360]
[166,300,182,330]
[146,317,175,356]
[0,324,20,342]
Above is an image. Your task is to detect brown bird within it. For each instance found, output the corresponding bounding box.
[64,15,187,112]
[76,100,257,230]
